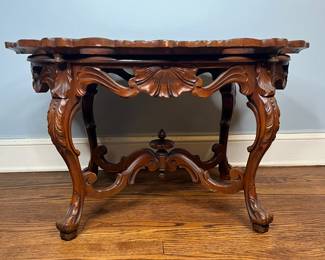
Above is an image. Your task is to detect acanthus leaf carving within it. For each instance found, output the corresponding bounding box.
[256,66,276,97]
[250,65,280,149]
[31,63,73,98]
[51,65,73,98]
[239,64,281,229]
[129,67,203,98]
[246,65,280,152]
[47,97,81,157]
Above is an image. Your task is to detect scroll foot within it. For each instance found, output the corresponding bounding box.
[58,229,78,241]
[238,65,280,234]
[252,223,270,233]
[55,191,84,241]
[246,197,273,233]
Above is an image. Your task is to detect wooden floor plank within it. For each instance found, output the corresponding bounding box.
[0,167,325,259]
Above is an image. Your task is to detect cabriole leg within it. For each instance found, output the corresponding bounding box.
[48,96,85,240]
[242,68,280,233]
[218,83,236,179]
[82,84,99,174]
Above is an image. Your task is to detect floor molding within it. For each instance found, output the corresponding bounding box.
[0,133,324,172]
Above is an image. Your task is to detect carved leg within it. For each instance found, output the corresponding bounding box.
[244,87,280,233]
[48,96,84,240]
[82,84,99,174]
[218,84,236,179]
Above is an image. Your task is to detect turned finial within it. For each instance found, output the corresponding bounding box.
[158,129,166,140]
[150,129,174,151]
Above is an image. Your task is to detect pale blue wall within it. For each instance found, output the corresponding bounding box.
[0,0,324,138]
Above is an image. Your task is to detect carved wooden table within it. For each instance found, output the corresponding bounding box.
[5,38,308,240]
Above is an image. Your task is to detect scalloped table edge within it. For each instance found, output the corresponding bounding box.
[5,37,309,54]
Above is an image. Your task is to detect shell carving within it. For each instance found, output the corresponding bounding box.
[129,67,203,98]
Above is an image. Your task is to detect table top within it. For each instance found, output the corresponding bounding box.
[5,37,309,56]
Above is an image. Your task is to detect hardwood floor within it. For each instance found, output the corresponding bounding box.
[0,166,324,259]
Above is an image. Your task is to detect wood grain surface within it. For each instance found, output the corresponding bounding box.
[5,37,309,55]
[0,166,324,259]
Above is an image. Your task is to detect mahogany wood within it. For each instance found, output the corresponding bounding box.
[218,83,235,180]
[82,84,98,174]
[5,37,309,240]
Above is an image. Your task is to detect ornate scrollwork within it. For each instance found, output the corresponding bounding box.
[76,66,139,97]
[239,64,280,232]
[192,66,251,97]
[74,65,256,99]
[31,63,264,100]
[31,60,285,238]
[31,63,73,98]
[83,144,244,199]
[39,63,86,240]
[247,65,280,152]
[165,149,243,194]
[83,149,160,198]
[129,67,203,97]
[47,98,81,156]
[43,63,81,156]
[47,94,85,240]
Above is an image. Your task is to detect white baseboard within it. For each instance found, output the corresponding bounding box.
[0,133,324,172]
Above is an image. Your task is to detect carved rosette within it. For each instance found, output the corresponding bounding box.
[129,67,203,97]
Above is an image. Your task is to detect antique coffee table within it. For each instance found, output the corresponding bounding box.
[5,38,309,240]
